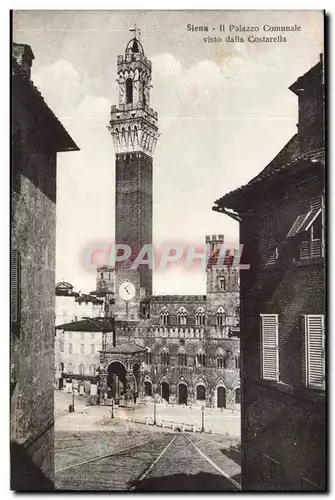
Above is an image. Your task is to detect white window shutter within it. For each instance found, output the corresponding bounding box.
[304,315,325,390]
[261,314,279,381]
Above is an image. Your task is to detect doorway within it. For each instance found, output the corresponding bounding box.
[178,383,188,405]
[196,385,205,401]
[217,386,226,408]
[145,381,152,397]
[161,382,169,403]
[235,387,241,404]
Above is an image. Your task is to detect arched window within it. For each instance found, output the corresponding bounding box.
[79,364,85,375]
[145,349,152,365]
[196,351,206,367]
[178,351,187,367]
[160,307,170,325]
[126,78,133,104]
[217,307,226,326]
[195,307,206,326]
[67,363,72,374]
[177,307,187,326]
[235,355,240,370]
[160,350,170,366]
[217,352,224,368]
[90,365,95,375]
[219,276,226,291]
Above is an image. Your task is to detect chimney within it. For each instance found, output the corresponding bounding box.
[12,43,35,80]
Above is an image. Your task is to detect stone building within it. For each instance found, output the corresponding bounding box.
[213,55,325,490]
[94,34,240,409]
[54,282,104,389]
[11,43,79,489]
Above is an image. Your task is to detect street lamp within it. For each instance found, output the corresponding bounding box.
[153,401,157,426]
[201,405,205,433]
[111,397,114,419]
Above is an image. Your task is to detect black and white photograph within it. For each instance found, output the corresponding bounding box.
[10,9,325,491]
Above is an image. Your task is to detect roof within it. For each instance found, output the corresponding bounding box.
[12,55,79,153]
[289,58,323,95]
[56,318,114,332]
[56,281,74,290]
[151,295,206,303]
[103,342,146,354]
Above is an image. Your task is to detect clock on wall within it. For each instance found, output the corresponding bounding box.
[119,281,136,301]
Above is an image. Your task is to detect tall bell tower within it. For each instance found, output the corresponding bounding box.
[108,30,159,321]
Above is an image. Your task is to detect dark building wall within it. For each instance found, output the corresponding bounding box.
[11,105,56,485]
[239,159,325,491]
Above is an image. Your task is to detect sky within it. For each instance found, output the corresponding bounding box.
[12,10,324,295]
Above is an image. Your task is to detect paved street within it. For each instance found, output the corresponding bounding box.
[55,390,240,490]
[55,432,240,491]
[55,390,240,436]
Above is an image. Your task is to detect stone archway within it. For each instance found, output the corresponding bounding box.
[196,384,206,401]
[144,380,152,396]
[217,386,227,408]
[161,382,170,403]
[107,361,127,404]
[178,383,188,405]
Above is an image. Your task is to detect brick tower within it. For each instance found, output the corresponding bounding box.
[108,32,159,321]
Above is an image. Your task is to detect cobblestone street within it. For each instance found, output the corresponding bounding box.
[55,391,240,491]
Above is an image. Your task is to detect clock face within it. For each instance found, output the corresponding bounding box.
[119,281,136,301]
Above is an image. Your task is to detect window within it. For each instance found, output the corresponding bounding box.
[196,352,206,367]
[91,332,95,339]
[81,332,84,339]
[79,364,85,375]
[260,314,279,381]
[288,197,324,260]
[219,276,226,291]
[11,249,21,333]
[59,341,64,353]
[145,350,152,365]
[216,307,226,327]
[177,307,187,326]
[235,355,240,370]
[126,78,133,104]
[301,315,325,390]
[160,307,169,325]
[195,308,205,326]
[90,365,95,375]
[160,350,170,366]
[67,363,73,374]
[178,352,187,366]
[91,344,95,355]
[69,343,73,354]
[68,332,72,339]
[262,454,280,489]
[259,212,277,266]
[81,344,84,355]
[217,354,224,368]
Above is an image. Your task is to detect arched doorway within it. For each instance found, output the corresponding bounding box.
[161,382,169,403]
[107,361,127,404]
[178,383,188,405]
[196,385,206,401]
[145,381,152,396]
[235,387,241,404]
[217,386,226,408]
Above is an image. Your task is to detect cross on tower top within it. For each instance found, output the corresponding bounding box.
[129,24,141,41]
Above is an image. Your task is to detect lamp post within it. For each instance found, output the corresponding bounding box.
[201,405,205,433]
[111,397,114,419]
[153,401,157,426]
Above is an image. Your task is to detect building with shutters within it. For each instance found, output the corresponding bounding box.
[11,43,79,489]
[213,55,325,490]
